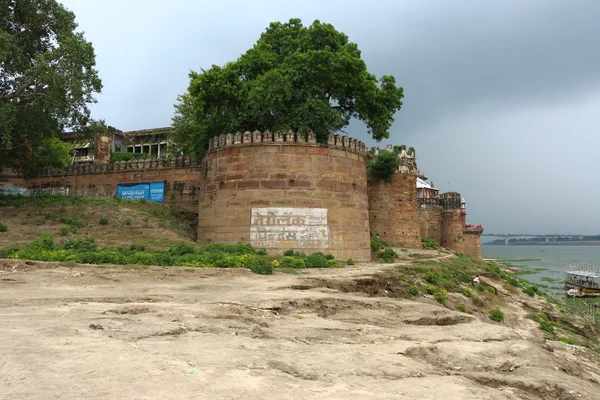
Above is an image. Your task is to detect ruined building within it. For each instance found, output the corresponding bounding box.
[0,129,483,260]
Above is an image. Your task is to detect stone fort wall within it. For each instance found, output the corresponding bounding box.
[198,131,371,261]
[419,208,442,244]
[367,173,421,248]
[0,158,203,212]
[0,128,482,260]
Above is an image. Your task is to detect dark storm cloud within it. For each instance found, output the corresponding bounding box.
[352,0,600,140]
[60,0,600,235]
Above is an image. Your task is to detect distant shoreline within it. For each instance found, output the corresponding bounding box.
[483,241,600,246]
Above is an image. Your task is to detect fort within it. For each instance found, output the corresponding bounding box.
[0,128,483,260]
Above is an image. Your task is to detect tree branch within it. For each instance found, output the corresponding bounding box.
[0,80,38,101]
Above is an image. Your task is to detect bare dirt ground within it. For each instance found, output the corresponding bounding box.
[1,258,600,400]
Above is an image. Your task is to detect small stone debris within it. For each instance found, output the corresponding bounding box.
[89,324,104,330]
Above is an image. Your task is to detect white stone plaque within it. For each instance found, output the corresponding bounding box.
[250,208,329,249]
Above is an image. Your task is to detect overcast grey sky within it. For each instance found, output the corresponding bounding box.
[61,0,600,235]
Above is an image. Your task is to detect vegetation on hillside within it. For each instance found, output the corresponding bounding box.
[172,18,404,160]
[0,0,102,177]
[0,194,197,248]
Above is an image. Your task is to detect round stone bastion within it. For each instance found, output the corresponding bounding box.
[198,130,371,261]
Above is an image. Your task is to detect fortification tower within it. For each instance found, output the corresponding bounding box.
[440,192,465,252]
[417,177,442,243]
[367,146,421,247]
[197,131,371,261]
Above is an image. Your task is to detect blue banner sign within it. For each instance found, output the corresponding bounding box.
[117,182,165,202]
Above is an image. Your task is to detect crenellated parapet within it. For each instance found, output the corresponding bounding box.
[36,157,198,177]
[206,130,368,155]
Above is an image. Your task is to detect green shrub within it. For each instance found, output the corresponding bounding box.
[123,218,132,226]
[0,246,18,258]
[425,270,440,284]
[421,237,441,250]
[370,239,381,253]
[44,212,53,220]
[60,215,84,228]
[204,242,255,255]
[168,242,195,256]
[458,273,471,283]
[256,248,267,256]
[410,285,420,296]
[99,216,109,225]
[327,259,337,266]
[59,226,70,236]
[434,289,447,305]
[488,308,504,323]
[283,249,295,257]
[248,257,272,275]
[534,313,555,334]
[426,285,437,295]
[34,219,44,226]
[0,223,7,232]
[463,288,473,297]
[457,302,467,312]
[367,150,399,182]
[63,238,97,252]
[214,255,244,269]
[486,286,496,295]
[278,256,306,269]
[305,252,329,268]
[347,258,356,265]
[523,286,536,297]
[378,248,398,263]
[129,243,146,252]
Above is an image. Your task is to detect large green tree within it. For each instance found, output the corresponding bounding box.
[0,0,102,177]
[173,18,404,160]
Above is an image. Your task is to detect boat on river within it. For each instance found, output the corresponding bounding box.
[565,262,600,297]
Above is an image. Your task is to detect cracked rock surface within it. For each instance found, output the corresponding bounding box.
[1,259,599,399]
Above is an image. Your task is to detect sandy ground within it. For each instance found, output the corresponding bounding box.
[1,258,600,400]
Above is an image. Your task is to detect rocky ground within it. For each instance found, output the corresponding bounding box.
[1,257,599,400]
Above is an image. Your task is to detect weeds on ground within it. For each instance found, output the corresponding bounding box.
[0,237,341,275]
[489,308,505,323]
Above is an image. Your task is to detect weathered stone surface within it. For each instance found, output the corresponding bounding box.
[368,172,421,248]
[199,143,371,260]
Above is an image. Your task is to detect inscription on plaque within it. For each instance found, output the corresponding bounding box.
[250,208,329,248]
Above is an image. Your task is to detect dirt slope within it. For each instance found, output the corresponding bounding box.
[0,197,195,250]
[1,258,599,400]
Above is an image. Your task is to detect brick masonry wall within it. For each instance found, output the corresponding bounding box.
[198,142,371,261]
[462,232,483,260]
[419,208,442,244]
[367,172,421,248]
[441,209,465,253]
[0,165,203,212]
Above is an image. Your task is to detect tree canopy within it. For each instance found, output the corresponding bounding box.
[0,0,102,177]
[173,18,404,160]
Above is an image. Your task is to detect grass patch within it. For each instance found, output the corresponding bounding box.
[488,308,504,323]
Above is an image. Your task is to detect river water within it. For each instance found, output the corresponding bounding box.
[482,245,600,297]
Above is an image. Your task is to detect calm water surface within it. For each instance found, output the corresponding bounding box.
[482,245,600,296]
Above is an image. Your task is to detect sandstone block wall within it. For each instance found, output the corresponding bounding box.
[463,232,483,260]
[419,208,442,244]
[368,173,421,248]
[0,160,203,212]
[441,209,465,253]
[198,132,371,261]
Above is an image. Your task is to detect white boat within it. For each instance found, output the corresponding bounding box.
[565,262,600,297]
